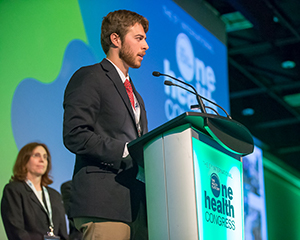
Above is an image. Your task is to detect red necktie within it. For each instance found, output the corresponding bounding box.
[124,79,135,109]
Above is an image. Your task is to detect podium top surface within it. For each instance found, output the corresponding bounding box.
[128,112,254,163]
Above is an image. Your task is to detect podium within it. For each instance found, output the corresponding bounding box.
[128,112,254,240]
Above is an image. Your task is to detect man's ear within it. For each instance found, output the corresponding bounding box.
[110,33,121,48]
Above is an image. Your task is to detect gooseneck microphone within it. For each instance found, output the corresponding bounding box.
[152,71,254,156]
[163,80,196,98]
[152,71,206,113]
[152,71,232,119]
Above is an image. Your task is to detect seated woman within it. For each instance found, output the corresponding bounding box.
[1,142,68,240]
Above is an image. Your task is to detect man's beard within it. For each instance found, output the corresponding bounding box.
[119,43,141,69]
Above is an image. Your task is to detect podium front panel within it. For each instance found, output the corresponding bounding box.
[192,136,244,239]
[143,125,244,240]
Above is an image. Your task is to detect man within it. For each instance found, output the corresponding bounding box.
[63,10,149,240]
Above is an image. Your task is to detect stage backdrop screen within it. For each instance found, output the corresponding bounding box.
[1,1,228,239]
[243,146,268,240]
[9,0,229,191]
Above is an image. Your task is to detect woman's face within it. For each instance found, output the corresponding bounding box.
[26,146,48,179]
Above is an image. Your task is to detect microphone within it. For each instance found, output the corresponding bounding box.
[154,72,254,156]
[153,71,231,119]
[164,80,195,95]
[152,71,206,113]
[152,71,161,77]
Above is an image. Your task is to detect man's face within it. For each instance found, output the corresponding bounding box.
[119,23,149,69]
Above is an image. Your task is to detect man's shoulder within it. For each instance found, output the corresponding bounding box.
[77,62,101,73]
[69,62,104,82]
[74,59,113,75]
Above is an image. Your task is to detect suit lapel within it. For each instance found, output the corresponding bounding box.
[24,182,48,214]
[100,59,137,123]
[130,77,147,135]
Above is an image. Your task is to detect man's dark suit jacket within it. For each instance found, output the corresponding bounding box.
[63,59,148,223]
[1,181,68,240]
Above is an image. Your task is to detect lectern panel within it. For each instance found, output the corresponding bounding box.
[192,137,244,239]
[163,127,199,239]
[144,136,170,239]
[142,124,245,240]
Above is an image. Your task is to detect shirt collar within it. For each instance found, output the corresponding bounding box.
[106,58,129,84]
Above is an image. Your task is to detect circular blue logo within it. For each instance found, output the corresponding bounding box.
[176,33,195,82]
[210,173,220,198]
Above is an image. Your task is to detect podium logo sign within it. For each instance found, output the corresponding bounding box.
[192,137,244,239]
[211,173,220,197]
[204,173,236,230]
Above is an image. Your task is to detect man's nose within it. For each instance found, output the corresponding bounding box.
[143,40,149,50]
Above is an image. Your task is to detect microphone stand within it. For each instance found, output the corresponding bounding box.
[154,71,254,156]
[153,72,206,114]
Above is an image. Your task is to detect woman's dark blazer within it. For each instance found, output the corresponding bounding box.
[1,181,68,240]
